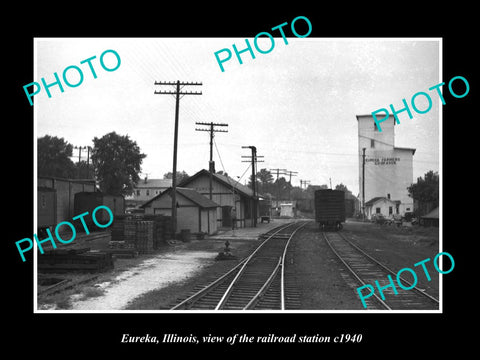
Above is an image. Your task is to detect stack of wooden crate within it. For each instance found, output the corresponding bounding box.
[110,214,174,253]
[135,220,155,254]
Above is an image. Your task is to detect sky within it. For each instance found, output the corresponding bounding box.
[35,37,440,196]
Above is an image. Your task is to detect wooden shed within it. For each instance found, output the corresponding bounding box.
[140,187,219,235]
[420,207,439,227]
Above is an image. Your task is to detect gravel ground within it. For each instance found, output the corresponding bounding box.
[37,235,264,311]
[287,223,365,310]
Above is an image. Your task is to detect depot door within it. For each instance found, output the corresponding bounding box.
[222,206,232,227]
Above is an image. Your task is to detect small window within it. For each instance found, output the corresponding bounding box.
[389,206,393,215]
[146,189,150,196]
[376,207,381,214]
[396,204,400,214]
[136,190,140,196]
[370,139,375,148]
[41,194,46,208]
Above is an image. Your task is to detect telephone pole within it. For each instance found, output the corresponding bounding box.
[195,122,228,199]
[300,180,311,189]
[282,170,297,183]
[242,146,263,227]
[284,170,297,200]
[74,145,91,178]
[270,168,287,207]
[154,80,202,236]
[362,147,366,221]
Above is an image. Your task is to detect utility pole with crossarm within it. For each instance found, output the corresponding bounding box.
[195,122,228,200]
[154,80,202,236]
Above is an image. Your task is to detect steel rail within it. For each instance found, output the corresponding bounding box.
[323,232,392,310]
[170,257,248,310]
[214,222,300,310]
[337,232,439,304]
[280,221,310,310]
[242,221,310,310]
[243,257,282,310]
[170,221,298,310]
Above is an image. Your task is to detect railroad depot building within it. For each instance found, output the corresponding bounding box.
[357,114,415,218]
[178,169,260,229]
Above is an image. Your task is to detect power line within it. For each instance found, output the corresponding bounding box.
[213,137,252,199]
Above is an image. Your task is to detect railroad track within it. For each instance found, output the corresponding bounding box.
[171,221,309,310]
[323,231,439,310]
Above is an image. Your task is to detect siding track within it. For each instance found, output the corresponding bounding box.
[323,231,439,310]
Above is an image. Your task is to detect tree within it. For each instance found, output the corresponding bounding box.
[407,170,439,214]
[38,135,76,178]
[257,168,274,186]
[91,132,146,196]
[74,160,95,179]
[164,171,190,184]
[290,186,305,201]
[274,177,293,200]
[248,168,275,195]
[335,183,355,198]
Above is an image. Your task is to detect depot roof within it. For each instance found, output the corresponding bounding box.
[140,187,218,209]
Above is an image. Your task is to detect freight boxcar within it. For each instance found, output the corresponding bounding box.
[314,189,345,230]
[74,192,125,231]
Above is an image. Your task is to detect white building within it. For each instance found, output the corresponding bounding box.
[357,114,415,218]
[140,187,218,235]
[125,177,172,208]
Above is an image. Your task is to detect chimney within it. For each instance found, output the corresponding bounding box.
[144,175,148,184]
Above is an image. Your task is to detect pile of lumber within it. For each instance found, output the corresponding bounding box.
[38,248,115,272]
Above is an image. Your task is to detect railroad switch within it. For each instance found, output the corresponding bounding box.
[215,240,237,261]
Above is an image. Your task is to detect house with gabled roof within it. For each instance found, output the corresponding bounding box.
[125,177,172,208]
[140,187,219,235]
[365,196,401,220]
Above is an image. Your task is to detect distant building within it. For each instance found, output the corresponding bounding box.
[140,187,219,235]
[365,197,401,219]
[125,177,172,208]
[357,114,415,218]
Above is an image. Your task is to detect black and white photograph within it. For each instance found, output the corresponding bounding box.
[32,37,442,313]
[7,6,472,355]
